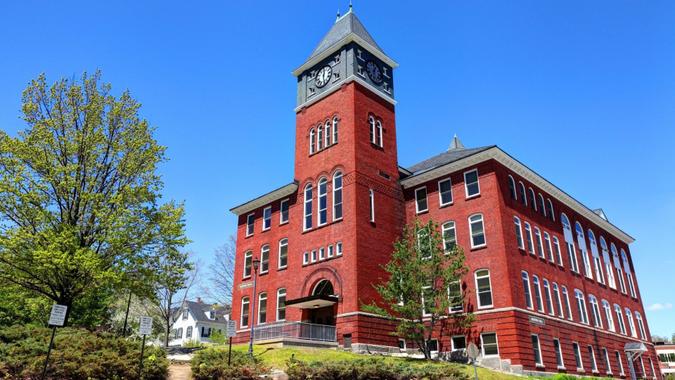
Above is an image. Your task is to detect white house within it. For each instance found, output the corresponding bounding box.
[169,298,230,346]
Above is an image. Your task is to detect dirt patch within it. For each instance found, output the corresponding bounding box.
[168,362,192,380]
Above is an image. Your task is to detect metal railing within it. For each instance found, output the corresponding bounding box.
[252,322,336,342]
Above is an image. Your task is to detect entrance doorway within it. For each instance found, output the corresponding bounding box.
[308,280,336,326]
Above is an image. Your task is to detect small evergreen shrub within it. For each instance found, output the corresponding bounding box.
[191,347,268,380]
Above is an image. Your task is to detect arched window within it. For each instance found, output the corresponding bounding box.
[543,279,553,315]
[600,236,616,289]
[635,311,647,340]
[561,286,573,320]
[513,217,524,249]
[534,227,544,258]
[575,222,592,278]
[332,116,339,143]
[260,244,270,273]
[369,116,376,144]
[376,119,383,147]
[518,182,527,205]
[317,125,323,150]
[303,184,313,230]
[561,214,579,273]
[258,292,267,324]
[528,188,537,211]
[309,129,315,154]
[588,295,602,328]
[524,222,534,254]
[614,304,626,334]
[324,120,331,147]
[317,177,327,225]
[547,199,555,221]
[522,271,532,309]
[552,236,563,266]
[552,283,563,317]
[602,299,615,332]
[538,193,546,217]
[278,238,288,269]
[543,232,554,262]
[508,175,517,200]
[313,279,334,296]
[475,269,493,308]
[332,171,343,220]
[532,275,543,312]
[621,249,637,298]
[625,308,637,338]
[277,288,286,321]
[612,243,627,294]
[241,297,250,327]
[469,214,486,248]
[574,289,589,324]
[587,229,604,284]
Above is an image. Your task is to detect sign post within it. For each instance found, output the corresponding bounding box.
[226,320,237,366]
[467,342,480,380]
[42,304,67,380]
[138,316,153,379]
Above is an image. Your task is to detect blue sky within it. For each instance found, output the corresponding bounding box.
[1,1,674,336]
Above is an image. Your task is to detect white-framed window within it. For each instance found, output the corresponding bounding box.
[534,227,544,259]
[260,245,270,273]
[552,236,563,266]
[376,119,383,148]
[522,271,533,309]
[600,237,615,289]
[186,326,192,338]
[302,251,309,265]
[324,120,331,147]
[575,222,593,279]
[442,221,457,253]
[622,249,637,298]
[369,116,376,145]
[552,282,563,317]
[589,295,602,328]
[588,345,598,373]
[182,308,188,320]
[262,206,272,231]
[524,222,534,254]
[369,188,375,223]
[333,171,343,221]
[327,244,334,258]
[514,217,524,249]
[428,338,439,354]
[612,243,627,294]
[398,339,407,352]
[280,199,289,224]
[415,186,428,213]
[532,334,543,367]
[278,238,288,269]
[603,348,612,374]
[588,229,604,284]
[649,357,656,379]
[276,288,286,321]
[573,342,584,370]
[518,181,527,205]
[421,284,432,317]
[258,292,267,324]
[309,128,315,154]
[243,250,252,278]
[635,311,647,340]
[547,198,555,221]
[508,175,517,200]
[317,177,328,226]
[533,275,543,312]
[543,279,554,315]
[319,247,325,260]
[464,169,480,198]
[311,249,317,263]
[614,304,626,335]
[562,286,573,320]
[438,178,453,206]
[317,125,323,150]
[481,333,499,356]
[538,193,547,217]
[616,351,625,376]
[469,214,486,248]
[553,338,565,369]
[543,232,553,262]
[241,297,250,328]
[303,184,313,230]
[528,188,537,212]
[602,300,615,332]
[625,308,637,338]
[246,213,255,236]
[452,335,467,351]
[475,269,493,308]
[448,280,463,313]
[561,213,579,273]
[336,241,343,256]
[574,289,589,324]
[332,116,339,143]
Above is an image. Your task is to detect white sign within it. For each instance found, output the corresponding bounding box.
[226,320,237,337]
[467,342,480,360]
[139,316,153,336]
[48,304,68,326]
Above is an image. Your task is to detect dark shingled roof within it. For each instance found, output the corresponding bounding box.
[308,10,385,61]
[405,145,496,175]
[177,301,230,324]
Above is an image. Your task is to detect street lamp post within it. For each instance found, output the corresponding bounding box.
[248,257,261,358]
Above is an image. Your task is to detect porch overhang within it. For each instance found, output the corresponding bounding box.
[285,294,338,309]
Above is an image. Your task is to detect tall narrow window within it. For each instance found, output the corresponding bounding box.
[600,237,615,288]
[553,236,563,266]
[475,269,493,308]
[575,222,592,278]
[508,175,517,200]
[547,199,555,221]
[554,339,565,368]
[603,348,612,374]
[332,116,339,143]
[481,333,499,355]
[573,342,584,370]
[612,243,627,293]
[522,271,532,309]
[280,199,289,224]
[538,193,546,217]
[528,188,537,212]
[303,184,313,230]
[317,178,327,225]
[276,288,286,321]
[469,214,486,248]
[514,217,524,249]
[534,227,544,258]
[575,289,589,324]
[332,172,343,220]
[561,213,579,273]
[588,229,604,284]
[518,182,527,205]
[317,125,323,150]
[438,178,453,206]
[324,120,331,147]
[552,283,563,317]
[532,335,543,366]
[562,286,573,320]
[309,128,315,154]
[243,251,252,278]
[614,304,626,334]
[376,120,383,147]
[544,232,553,262]
[369,116,376,144]
[262,206,272,231]
[246,213,255,236]
[524,222,534,254]
[589,295,602,328]
[448,281,463,312]
[464,169,480,198]
[616,351,625,376]
[415,187,428,213]
[278,238,288,269]
[260,245,269,273]
[622,249,637,298]
[241,297,250,327]
[369,188,375,222]
[602,300,615,332]
[442,221,456,253]
[635,311,647,340]
[588,346,598,372]
[625,308,637,338]
[533,275,543,312]
[258,292,267,324]
[543,279,554,315]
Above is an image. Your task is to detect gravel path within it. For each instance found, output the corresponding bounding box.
[168,363,192,380]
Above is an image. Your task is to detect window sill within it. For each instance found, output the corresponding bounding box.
[477,305,494,310]
[465,193,481,200]
[471,245,487,251]
[536,364,545,369]
[279,221,289,226]
[557,366,566,371]
[262,227,271,233]
[277,266,287,272]
[576,368,585,373]
[245,234,254,238]
[416,209,429,215]
[439,202,453,208]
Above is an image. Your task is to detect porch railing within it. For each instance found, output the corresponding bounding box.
[252,322,336,342]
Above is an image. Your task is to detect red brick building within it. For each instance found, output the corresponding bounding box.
[229,9,659,378]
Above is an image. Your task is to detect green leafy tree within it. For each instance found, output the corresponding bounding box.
[0,71,185,326]
[364,220,473,359]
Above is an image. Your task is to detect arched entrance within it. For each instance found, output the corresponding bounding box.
[308,280,336,325]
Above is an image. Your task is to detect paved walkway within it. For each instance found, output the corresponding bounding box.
[168,363,192,380]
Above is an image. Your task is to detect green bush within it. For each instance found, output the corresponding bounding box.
[192,347,268,380]
[0,324,168,379]
[286,357,468,380]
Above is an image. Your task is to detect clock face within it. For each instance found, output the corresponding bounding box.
[366,61,383,84]
[315,65,333,88]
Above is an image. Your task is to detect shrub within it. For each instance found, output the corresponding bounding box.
[191,347,268,380]
[286,357,469,380]
[0,324,168,379]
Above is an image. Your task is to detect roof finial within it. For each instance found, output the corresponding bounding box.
[348,0,353,12]
[336,8,341,21]
[448,134,465,151]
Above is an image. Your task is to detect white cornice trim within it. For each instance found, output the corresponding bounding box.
[294,75,396,113]
[293,34,398,77]
[400,147,634,244]
[230,182,298,216]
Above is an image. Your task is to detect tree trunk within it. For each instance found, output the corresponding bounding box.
[164,292,172,348]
